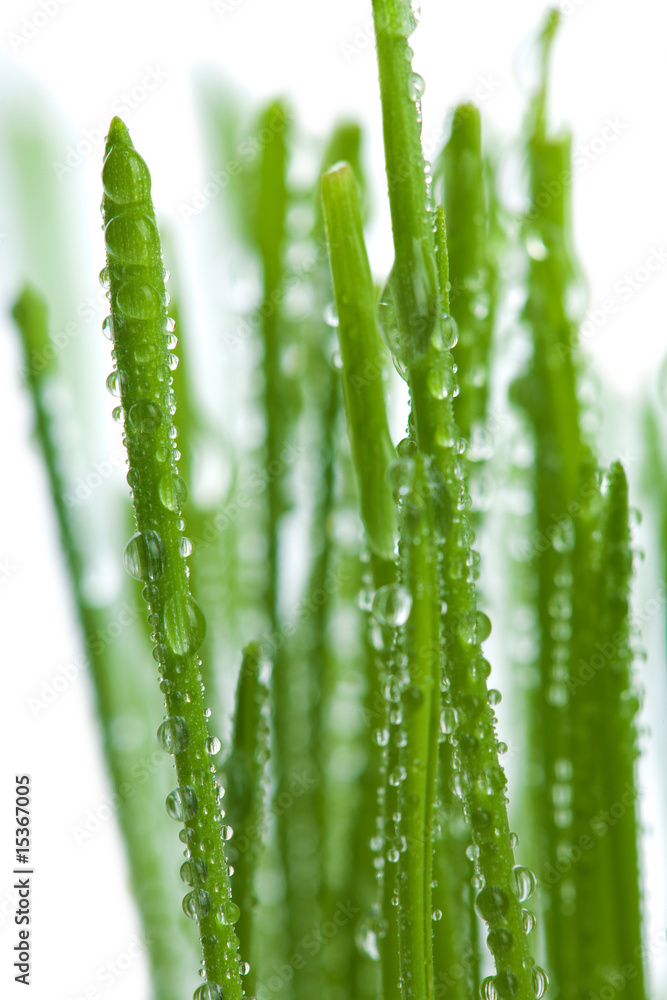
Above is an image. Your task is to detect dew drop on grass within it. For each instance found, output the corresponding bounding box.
[106,371,122,397]
[163,595,206,655]
[99,267,110,288]
[513,865,537,902]
[206,737,221,755]
[407,72,425,100]
[522,908,536,933]
[440,707,457,734]
[355,915,381,961]
[102,315,114,340]
[374,728,390,746]
[377,278,401,357]
[183,888,211,921]
[387,457,416,501]
[166,786,198,821]
[239,962,250,976]
[532,966,549,998]
[372,584,412,626]
[480,976,498,1000]
[475,885,510,922]
[194,985,223,1000]
[431,908,442,921]
[221,825,233,841]
[180,537,193,558]
[128,400,162,435]
[159,472,188,512]
[124,530,165,582]
[157,716,188,754]
[219,901,240,925]
[116,281,163,320]
[487,927,514,955]
[324,302,339,327]
[105,212,158,264]
[112,406,123,423]
[103,145,152,204]
[427,356,453,399]
[180,857,208,885]
[488,689,502,706]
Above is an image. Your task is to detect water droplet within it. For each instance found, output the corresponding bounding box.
[239,961,250,976]
[219,901,240,925]
[99,267,110,288]
[105,212,158,265]
[102,315,114,341]
[355,914,382,961]
[206,737,221,755]
[180,857,208,885]
[166,786,198,821]
[128,400,162,434]
[168,352,179,370]
[194,984,223,1000]
[531,967,548,999]
[480,976,498,1000]
[526,233,548,261]
[164,594,207,656]
[408,72,425,100]
[431,908,442,922]
[488,689,502,706]
[475,885,510,922]
[476,611,492,642]
[513,865,537,902]
[427,355,454,399]
[103,145,152,204]
[441,313,459,349]
[487,927,514,955]
[440,707,457,734]
[221,825,234,841]
[324,301,339,327]
[552,518,575,553]
[159,472,188,512]
[116,280,163,321]
[180,537,193,558]
[388,766,407,787]
[522,908,536,933]
[106,371,123,397]
[374,728,390,747]
[183,888,211,921]
[124,530,165,582]
[372,585,412,626]
[377,276,405,376]
[112,406,123,423]
[387,457,416,502]
[157,716,189,754]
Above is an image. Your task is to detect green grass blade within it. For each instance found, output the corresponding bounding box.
[224,643,270,998]
[438,104,496,444]
[371,4,542,998]
[12,285,199,1000]
[101,117,243,1000]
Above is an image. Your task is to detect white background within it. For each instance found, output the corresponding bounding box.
[1,1,666,998]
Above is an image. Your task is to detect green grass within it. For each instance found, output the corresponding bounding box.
[8,7,654,1000]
